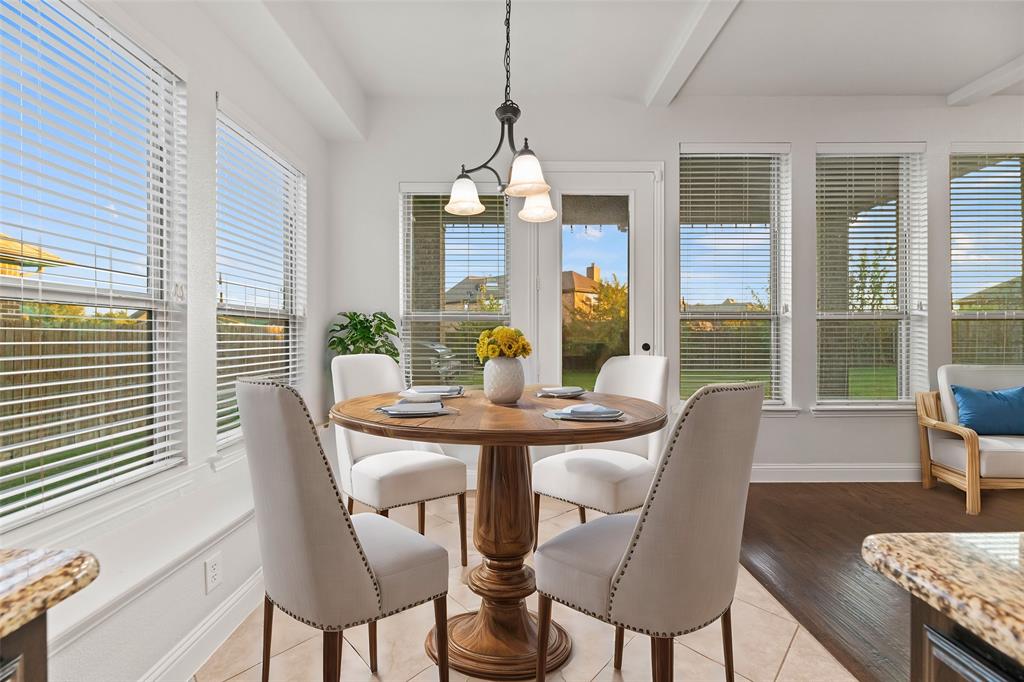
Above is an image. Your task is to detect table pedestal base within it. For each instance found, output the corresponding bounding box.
[424,443,572,679]
[426,607,571,680]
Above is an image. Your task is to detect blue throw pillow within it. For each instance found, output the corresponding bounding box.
[951,384,1024,435]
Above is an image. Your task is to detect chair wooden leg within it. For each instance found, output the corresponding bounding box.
[721,607,735,681]
[652,637,673,682]
[613,626,624,669]
[457,493,468,567]
[347,496,354,514]
[261,595,273,682]
[533,493,541,551]
[322,631,341,682]
[434,596,449,682]
[368,620,378,673]
[418,501,426,535]
[536,594,552,681]
[578,506,586,524]
[650,636,658,678]
[918,423,935,489]
[378,508,389,518]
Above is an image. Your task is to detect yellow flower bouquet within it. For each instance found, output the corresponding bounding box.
[476,326,532,363]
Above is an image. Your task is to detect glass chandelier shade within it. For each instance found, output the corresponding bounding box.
[518,190,556,223]
[444,173,486,216]
[504,148,550,198]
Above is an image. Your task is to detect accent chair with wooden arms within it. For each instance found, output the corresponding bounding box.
[917,364,1024,515]
[531,355,669,544]
[534,383,764,682]
[332,353,468,565]
[236,377,450,682]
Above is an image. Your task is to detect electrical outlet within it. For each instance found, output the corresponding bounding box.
[204,552,223,594]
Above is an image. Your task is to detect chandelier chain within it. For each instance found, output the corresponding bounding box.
[504,0,512,103]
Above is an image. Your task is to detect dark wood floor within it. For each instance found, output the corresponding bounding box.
[740,482,1024,682]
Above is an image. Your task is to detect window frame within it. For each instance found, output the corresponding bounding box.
[214,113,308,448]
[814,144,928,406]
[0,0,188,528]
[398,183,510,387]
[949,146,1024,366]
[677,144,792,405]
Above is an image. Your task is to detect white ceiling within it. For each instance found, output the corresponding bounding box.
[308,1,703,100]
[301,0,1024,100]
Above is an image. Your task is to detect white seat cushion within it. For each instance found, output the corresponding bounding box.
[351,450,466,510]
[535,514,637,619]
[352,513,448,614]
[532,449,654,513]
[930,435,1024,478]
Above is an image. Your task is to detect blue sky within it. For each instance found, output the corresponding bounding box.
[562,223,628,283]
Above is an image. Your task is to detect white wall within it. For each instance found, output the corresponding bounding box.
[2,2,332,679]
[328,94,1024,480]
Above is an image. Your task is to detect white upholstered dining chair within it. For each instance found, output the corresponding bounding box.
[236,377,450,682]
[532,354,669,543]
[534,383,764,682]
[332,353,468,565]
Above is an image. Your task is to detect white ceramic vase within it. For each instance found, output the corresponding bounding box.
[483,356,524,404]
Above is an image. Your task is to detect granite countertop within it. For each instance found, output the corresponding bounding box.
[0,548,99,638]
[862,532,1024,665]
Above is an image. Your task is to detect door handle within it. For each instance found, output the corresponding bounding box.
[641,342,651,352]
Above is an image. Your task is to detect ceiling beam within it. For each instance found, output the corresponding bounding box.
[645,0,741,107]
[947,52,1024,107]
[203,1,367,141]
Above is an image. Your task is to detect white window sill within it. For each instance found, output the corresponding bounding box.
[811,403,917,418]
[761,406,801,418]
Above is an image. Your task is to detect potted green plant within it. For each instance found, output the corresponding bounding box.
[327,311,400,362]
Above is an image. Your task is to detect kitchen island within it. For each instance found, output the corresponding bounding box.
[863,532,1024,681]
[0,548,99,682]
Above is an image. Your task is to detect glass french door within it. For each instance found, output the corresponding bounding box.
[533,170,658,388]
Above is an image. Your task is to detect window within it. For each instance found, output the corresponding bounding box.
[679,149,791,401]
[816,148,927,402]
[400,192,508,386]
[215,115,306,443]
[951,152,1024,364]
[0,0,186,523]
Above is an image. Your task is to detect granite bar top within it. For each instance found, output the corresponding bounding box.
[862,532,1024,665]
[0,548,99,638]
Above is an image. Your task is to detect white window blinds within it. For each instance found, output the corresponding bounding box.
[0,0,187,524]
[400,192,508,386]
[951,153,1024,364]
[816,150,927,402]
[215,115,306,442]
[679,151,791,402]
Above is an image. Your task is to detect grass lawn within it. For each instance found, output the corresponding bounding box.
[846,366,898,399]
[561,369,599,391]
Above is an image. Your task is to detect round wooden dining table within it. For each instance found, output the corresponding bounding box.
[330,386,667,680]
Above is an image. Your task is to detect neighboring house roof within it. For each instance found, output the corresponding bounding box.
[681,297,761,313]
[954,277,1022,308]
[0,233,72,272]
[445,275,506,305]
[561,270,599,295]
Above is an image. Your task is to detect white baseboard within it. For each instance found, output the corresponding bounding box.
[142,568,264,682]
[751,462,920,482]
[466,463,919,487]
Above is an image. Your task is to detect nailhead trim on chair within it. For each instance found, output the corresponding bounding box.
[348,489,468,513]
[604,383,760,637]
[533,490,642,516]
[239,377,454,630]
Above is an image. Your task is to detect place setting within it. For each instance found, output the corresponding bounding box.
[543,402,625,422]
[376,384,465,418]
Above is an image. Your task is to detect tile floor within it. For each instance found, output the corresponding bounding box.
[196,496,854,682]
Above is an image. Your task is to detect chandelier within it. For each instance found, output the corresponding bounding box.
[444,0,556,223]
